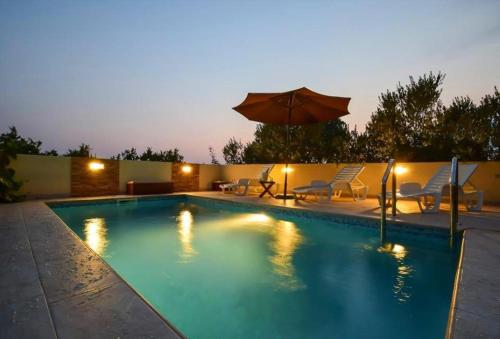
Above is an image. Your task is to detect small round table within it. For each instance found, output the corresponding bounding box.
[259,181,276,198]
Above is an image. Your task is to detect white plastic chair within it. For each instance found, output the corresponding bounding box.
[293,165,368,201]
[378,164,483,213]
[220,164,274,195]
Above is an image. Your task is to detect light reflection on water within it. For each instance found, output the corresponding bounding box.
[269,220,304,290]
[176,210,197,261]
[83,217,109,255]
[237,213,304,289]
[378,243,414,302]
[178,211,304,289]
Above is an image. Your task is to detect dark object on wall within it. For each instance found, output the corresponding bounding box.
[212,181,232,191]
[127,181,173,195]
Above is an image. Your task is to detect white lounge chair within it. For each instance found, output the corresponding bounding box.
[220,164,275,195]
[378,164,483,213]
[293,165,368,201]
[232,178,262,196]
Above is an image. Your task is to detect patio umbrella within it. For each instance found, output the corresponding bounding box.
[233,87,351,199]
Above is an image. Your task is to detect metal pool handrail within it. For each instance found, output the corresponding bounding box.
[450,157,459,243]
[380,159,396,243]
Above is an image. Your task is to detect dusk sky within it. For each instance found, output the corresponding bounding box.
[1,0,499,163]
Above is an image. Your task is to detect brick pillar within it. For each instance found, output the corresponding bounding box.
[172,163,199,192]
[71,158,119,197]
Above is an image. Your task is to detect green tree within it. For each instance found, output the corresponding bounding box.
[64,144,91,157]
[162,148,184,162]
[0,149,24,202]
[222,137,245,164]
[223,120,352,164]
[433,89,500,161]
[364,72,445,161]
[317,120,352,163]
[116,147,140,160]
[362,74,499,162]
[139,147,184,162]
[433,97,480,160]
[477,87,500,160]
[0,127,59,156]
[0,126,42,155]
[0,127,28,202]
[347,127,369,163]
[208,146,219,164]
[0,126,61,202]
[43,149,59,156]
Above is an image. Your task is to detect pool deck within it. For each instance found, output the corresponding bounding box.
[0,201,182,339]
[1,192,499,338]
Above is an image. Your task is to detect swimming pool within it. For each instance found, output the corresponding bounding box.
[51,196,459,339]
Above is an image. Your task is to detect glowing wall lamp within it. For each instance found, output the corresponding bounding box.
[181,164,192,174]
[394,165,408,175]
[281,167,293,174]
[88,161,105,171]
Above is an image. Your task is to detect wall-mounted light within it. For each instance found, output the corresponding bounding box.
[394,165,408,175]
[281,167,293,173]
[88,161,105,171]
[181,164,192,174]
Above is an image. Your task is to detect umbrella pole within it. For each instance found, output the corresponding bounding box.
[283,123,289,200]
[282,92,294,200]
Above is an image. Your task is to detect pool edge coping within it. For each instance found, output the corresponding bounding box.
[446,229,466,339]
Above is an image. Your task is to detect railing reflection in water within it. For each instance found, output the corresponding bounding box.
[378,243,414,302]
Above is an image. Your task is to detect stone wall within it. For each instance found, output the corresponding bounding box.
[71,158,120,197]
[172,163,200,192]
[10,154,500,204]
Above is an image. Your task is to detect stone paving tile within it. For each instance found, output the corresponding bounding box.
[34,246,121,304]
[0,203,23,228]
[0,246,40,289]
[449,230,500,338]
[0,282,57,339]
[452,309,500,339]
[22,214,84,262]
[6,202,181,338]
[0,204,57,339]
[0,205,40,290]
[21,203,121,303]
[0,224,30,255]
[49,281,180,339]
[25,229,82,263]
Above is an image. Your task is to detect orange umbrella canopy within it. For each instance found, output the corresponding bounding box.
[232,87,350,125]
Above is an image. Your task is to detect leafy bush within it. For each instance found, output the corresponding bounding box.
[0,128,26,202]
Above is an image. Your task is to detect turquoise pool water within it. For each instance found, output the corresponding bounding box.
[52,197,458,339]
